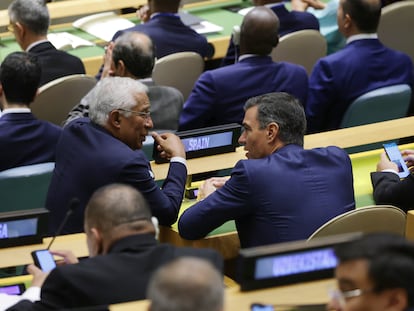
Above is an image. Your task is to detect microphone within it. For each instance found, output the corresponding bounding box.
[47,198,80,250]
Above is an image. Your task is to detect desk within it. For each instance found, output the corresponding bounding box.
[0,0,244,74]
[110,278,335,311]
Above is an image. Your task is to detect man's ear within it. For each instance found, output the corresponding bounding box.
[385,288,408,311]
[14,22,25,38]
[90,227,104,256]
[117,60,127,77]
[344,13,352,30]
[267,122,279,142]
[108,109,122,129]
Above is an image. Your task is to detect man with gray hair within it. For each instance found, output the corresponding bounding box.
[147,257,224,311]
[46,76,187,235]
[179,92,355,248]
[8,0,85,86]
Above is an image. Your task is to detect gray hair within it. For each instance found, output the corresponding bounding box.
[147,257,224,311]
[244,92,306,146]
[8,0,49,35]
[89,77,148,126]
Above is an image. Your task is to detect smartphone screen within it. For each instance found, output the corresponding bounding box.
[251,303,274,311]
[31,249,56,272]
[383,143,410,178]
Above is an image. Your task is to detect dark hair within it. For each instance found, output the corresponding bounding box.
[244,92,306,146]
[0,52,41,104]
[112,32,155,78]
[8,0,50,35]
[341,0,381,33]
[334,233,414,307]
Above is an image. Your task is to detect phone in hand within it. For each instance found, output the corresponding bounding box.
[383,142,410,178]
[251,303,274,311]
[31,249,57,272]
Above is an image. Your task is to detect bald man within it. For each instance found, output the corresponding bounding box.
[147,257,224,311]
[6,184,222,310]
[178,6,308,131]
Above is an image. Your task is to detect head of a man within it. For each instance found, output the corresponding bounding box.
[149,0,181,13]
[337,0,381,37]
[147,257,224,311]
[329,233,414,311]
[111,32,156,79]
[238,92,306,159]
[0,51,41,106]
[88,76,153,150]
[84,183,155,257]
[8,0,49,49]
[239,6,279,56]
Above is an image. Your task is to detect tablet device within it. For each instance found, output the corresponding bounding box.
[0,283,26,295]
[383,142,410,178]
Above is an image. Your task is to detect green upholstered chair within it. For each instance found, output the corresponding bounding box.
[340,84,412,153]
[0,162,55,212]
[307,205,406,240]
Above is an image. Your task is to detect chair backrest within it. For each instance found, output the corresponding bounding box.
[340,84,411,128]
[0,162,55,212]
[378,1,414,64]
[308,205,406,240]
[271,30,327,75]
[152,52,204,101]
[31,74,97,126]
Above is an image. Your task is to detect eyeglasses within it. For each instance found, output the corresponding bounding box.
[117,108,151,120]
[329,288,373,309]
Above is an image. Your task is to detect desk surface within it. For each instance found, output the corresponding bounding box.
[110,278,335,311]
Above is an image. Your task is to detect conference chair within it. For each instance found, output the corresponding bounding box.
[378,1,414,64]
[307,205,406,240]
[339,83,411,152]
[271,30,327,76]
[152,52,204,101]
[31,74,97,126]
[0,162,55,212]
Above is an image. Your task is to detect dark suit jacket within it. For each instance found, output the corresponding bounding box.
[178,55,308,131]
[221,4,320,66]
[45,118,187,234]
[371,171,414,212]
[179,144,355,248]
[28,41,85,86]
[64,80,184,131]
[0,113,62,171]
[6,234,223,310]
[113,14,214,59]
[306,38,414,133]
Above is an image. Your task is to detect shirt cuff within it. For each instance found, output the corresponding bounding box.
[22,286,41,302]
[170,157,187,167]
[381,169,399,176]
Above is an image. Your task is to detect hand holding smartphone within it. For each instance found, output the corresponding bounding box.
[31,249,57,273]
[383,143,410,178]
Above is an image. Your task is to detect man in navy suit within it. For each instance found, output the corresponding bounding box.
[178,6,308,131]
[0,52,61,172]
[111,0,214,59]
[8,0,85,86]
[178,92,355,249]
[46,77,187,234]
[221,0,320,66]
[306,0,414,133]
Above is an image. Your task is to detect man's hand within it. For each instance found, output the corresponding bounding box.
[50,250,79,265]
[152,132,186,160]
[291,0,326,11]
[402,149,414,169]
[101,42,115,79]
[197,177,229,200]
[376,152,399,172]
[27,264,49,288]
[136,4,150,23]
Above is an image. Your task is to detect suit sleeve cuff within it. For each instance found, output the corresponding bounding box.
[170,157,187,168]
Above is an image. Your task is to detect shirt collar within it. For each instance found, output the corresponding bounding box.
[346,33,378,45]
[26,39,50,52]
[1,108,31,116]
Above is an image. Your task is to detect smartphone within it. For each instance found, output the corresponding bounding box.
[251,303,274,311]
[31,249,57,272]
[383,142,410,178]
